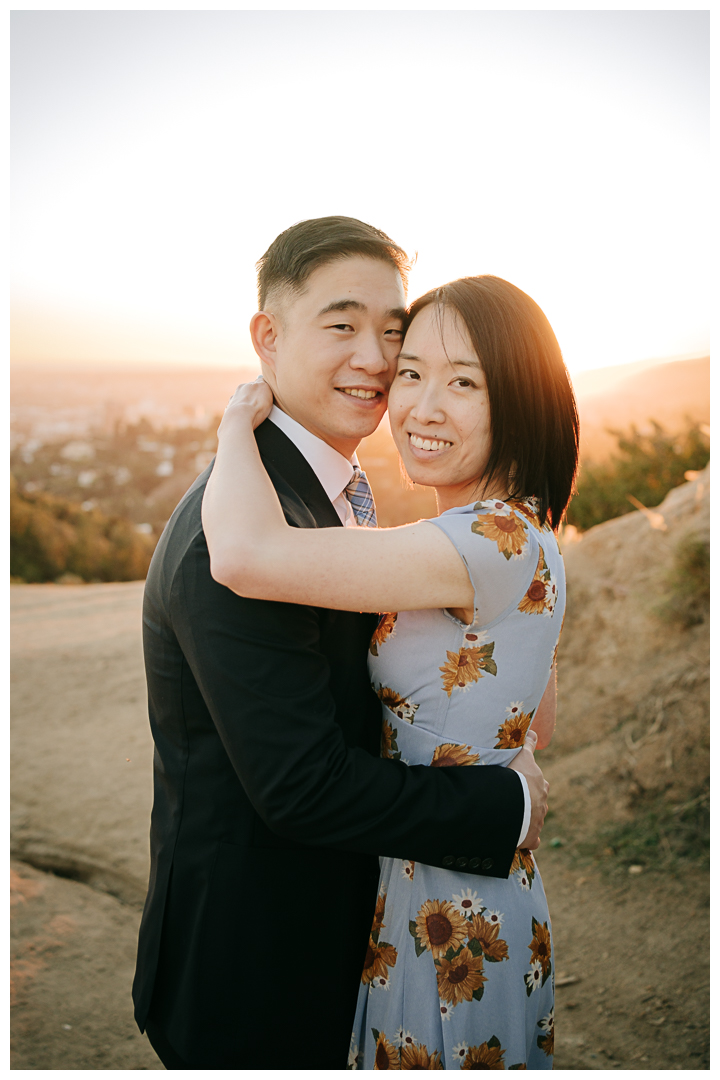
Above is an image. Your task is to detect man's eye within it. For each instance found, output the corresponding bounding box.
[330,323,353,332]
[384,328,404,338]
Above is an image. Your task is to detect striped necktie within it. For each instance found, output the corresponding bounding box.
[344,467,378,528]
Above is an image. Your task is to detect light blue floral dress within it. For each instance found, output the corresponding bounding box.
[348,498,563,1070]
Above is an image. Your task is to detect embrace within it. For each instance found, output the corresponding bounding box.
[132,216,578,1069]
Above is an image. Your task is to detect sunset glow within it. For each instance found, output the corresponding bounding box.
[11,11,709,376]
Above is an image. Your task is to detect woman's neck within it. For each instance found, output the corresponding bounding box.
[434,477,511,515]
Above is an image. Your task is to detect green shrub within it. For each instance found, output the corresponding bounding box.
[578,782,709,876]
[10,477,155,582]
[567,420,709,532]
[656,536,710,628]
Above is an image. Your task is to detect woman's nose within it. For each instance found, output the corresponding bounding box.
[410,389,445,426]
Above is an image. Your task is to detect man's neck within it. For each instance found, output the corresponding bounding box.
[270,402,360,461]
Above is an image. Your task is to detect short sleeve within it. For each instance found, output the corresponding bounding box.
[426,500,539,629]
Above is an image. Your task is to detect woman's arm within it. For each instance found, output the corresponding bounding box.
[532,664,557,750]
[202,381,474,614]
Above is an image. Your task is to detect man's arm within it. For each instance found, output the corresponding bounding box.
[172,531,528,879]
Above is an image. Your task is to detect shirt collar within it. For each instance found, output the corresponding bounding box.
[269,405,359,505]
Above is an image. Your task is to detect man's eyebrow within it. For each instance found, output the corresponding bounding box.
[316,299,368,316]
[316,301,407,321]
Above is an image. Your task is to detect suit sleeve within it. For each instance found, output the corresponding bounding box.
[171,529,525,879]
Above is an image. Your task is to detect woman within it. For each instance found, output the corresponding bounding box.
[202,275,578,1069]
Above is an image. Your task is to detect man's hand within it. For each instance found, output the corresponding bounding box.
[508,729,549,850]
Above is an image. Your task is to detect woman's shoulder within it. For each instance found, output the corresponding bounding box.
[432,496,551,562]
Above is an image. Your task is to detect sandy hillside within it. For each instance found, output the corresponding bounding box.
[10,470,709,1070]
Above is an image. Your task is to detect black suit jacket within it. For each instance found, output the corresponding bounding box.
[132,419,524,1068]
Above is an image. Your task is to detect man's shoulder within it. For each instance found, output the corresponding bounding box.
[255,419,342,530]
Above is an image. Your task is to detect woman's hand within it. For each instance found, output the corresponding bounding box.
[218,376,274,437]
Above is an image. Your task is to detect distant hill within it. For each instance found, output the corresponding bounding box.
[576,356,709,462]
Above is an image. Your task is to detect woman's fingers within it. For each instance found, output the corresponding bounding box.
[220,377,274,432]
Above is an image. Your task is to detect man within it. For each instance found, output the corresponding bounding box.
[132,216,548,1069]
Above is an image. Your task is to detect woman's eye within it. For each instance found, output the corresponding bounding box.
[452,377,475,388]
[398,368,421,380]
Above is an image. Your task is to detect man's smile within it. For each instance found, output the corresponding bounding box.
[336,386,384,402]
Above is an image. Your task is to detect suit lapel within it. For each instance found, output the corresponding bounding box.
[254,419,345,530]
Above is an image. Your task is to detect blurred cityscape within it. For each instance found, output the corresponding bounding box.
[10,355,709,582]
[9,364,438,557]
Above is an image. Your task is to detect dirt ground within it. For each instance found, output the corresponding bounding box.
[10,471,709,1070]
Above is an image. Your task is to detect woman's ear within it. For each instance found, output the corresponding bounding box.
[249,311,280,374]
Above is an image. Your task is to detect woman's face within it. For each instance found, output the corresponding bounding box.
[389,304,499,511]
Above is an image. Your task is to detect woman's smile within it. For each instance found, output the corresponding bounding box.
[407,432,454,454]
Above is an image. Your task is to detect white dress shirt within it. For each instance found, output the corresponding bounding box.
[269,405,359,527]
[268,405,531,847]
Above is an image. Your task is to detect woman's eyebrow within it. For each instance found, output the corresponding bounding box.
[450,358,482,369]
[398,353,481,368]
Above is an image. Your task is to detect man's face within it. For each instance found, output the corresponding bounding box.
[263,256,406,459]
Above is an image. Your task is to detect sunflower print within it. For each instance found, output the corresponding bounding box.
[431,743,480,768]
[495,705,535,749]
[375,683,419,723]
[371,1029,401,1069]
[507,497,543,530]
[401,1043,444,1069]
[400,860,415,882]
[518,546,556,616]
[411,899,469,959]
[372,891,387,935]
[370,612,398,656]
[528,918,552,981]
[362,938,398,986]
[440,642,497,696]
[362,887,399,987]
[460,1037,506,1069]
[466,913,509,963]
[537,1008,554,1057]
[436,946,487,1007]
[471,505,529,559]
[508,848,536,890]
[381,718,401,761]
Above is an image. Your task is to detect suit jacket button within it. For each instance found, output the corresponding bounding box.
[442,855,455,868]
[455,856,468,869]
[481,857,493,870]
[468,857,481,869]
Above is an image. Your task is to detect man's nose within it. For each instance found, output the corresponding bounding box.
[348,334,390,374]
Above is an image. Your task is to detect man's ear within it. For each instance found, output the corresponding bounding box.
[249,311,280,374]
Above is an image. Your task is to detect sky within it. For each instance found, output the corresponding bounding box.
[11,9,710,376]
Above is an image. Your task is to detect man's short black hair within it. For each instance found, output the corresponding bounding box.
[256,216,411,311]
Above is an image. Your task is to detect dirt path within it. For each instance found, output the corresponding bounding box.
[10,577,709,1069]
